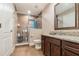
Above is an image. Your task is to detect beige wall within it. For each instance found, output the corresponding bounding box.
[17,14,28,32]
[18,14,28,28]
[42,4,55,34]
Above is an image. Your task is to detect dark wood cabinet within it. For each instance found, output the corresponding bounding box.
[41,35,79,56]
[44,38,50,56]
[50,43,61,56]
[50,37,61,56]
[41,35,61,56]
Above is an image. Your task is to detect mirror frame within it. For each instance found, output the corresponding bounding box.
[54,3,79,30]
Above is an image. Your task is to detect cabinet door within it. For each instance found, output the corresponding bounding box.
[41,38,44,54]
[50,43,61,56]
[44,38,50,56]
[62,49,78,56]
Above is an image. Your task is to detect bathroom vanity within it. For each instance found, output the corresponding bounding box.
[41,3,79,56]
[41,34,79,56]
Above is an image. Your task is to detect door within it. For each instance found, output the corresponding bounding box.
[0,4,14,33]
[0,33,13,56]
[0,4,16,56]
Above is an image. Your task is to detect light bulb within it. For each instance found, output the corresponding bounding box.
[27,10,31,15]
[17,24,20,26]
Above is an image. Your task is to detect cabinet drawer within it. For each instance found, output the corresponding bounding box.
[62,41,79,49]
[62,41,79,55]
[62,49,78,56]
[49,38,61,46]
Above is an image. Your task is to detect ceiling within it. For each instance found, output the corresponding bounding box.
[15,3,49,16]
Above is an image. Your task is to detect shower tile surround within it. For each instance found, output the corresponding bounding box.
[50,30,79,36]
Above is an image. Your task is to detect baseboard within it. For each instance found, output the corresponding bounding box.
[16,42,29,46]
[9,46,15,56]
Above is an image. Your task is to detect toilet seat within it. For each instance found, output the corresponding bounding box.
[33,40,41,43]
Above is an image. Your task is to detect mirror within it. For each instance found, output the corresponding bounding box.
[54,3,78,30]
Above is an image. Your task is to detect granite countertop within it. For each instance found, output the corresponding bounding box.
[42,34,79,43]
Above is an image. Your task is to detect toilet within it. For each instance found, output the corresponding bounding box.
[33,39,41,49]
